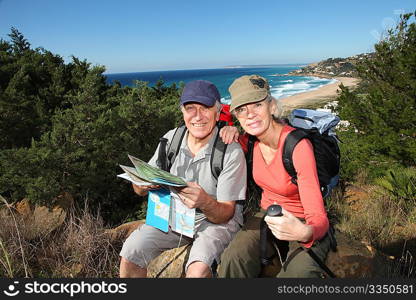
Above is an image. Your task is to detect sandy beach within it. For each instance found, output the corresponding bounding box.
[279,76,360,113]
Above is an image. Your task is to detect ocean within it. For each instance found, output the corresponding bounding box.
[105,65,336,104]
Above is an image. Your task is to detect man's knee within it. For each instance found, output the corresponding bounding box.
[186,261,212,278]
[119,257,147,278]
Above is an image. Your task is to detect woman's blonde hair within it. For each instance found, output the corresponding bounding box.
[271,96,284,119]
[264,95,284,120]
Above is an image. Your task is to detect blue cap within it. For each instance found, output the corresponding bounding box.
[180,80,220,107]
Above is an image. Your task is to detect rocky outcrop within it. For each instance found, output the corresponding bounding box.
[107,219,190,277]
[106,220,144,242]
[8,193,74,239]
[325,231,376,278]
[288,53,374,78]
[148,244,191,278]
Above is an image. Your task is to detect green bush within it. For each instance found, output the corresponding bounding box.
[336,12,416,182]
[0,29,183,223]
[374,167,416,215]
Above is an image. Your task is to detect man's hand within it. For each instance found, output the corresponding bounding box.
[264,207,313,243]
[132,183,161,196]
[219,126,240,144]
[177,182,235,224]
[177,182,210,209]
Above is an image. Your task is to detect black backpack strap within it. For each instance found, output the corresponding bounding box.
[211,123,228,181]
[165,125,187,172]
[217,120,227,129]
[282,129,309,185]
[242,134,262,218]
[156,137,169,171]
[246,134,257,184]
[306,248,336,278]
[328,224,337,252]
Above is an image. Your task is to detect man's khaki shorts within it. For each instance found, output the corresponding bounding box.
[120,218,241,274]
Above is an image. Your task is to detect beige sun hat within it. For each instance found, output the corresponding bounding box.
[228,75,270,111]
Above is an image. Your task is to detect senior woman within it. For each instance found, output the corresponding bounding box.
[217,75,332,278]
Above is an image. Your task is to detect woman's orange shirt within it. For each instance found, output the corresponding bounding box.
[240,125,329,247]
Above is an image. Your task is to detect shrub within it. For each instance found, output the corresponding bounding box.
[0,29,183,223]
[374,167,416,217]
[336,12,416,181]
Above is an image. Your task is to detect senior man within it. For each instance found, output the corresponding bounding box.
[119,80,247,278]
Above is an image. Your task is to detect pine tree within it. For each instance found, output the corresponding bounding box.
[337,12,416,179]
[8,27,30,54]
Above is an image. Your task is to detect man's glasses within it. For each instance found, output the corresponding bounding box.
[234,100,267,118]
[183,104,212,116]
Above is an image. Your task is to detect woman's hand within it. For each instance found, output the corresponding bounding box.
[132,183,160,196]
[219,126,240,144]
[264,207,313,243]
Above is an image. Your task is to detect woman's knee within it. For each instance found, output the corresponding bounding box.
[277,251,326,278]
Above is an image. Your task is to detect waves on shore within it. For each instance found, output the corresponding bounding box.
[270,77,338,99]
[220,76,336,104]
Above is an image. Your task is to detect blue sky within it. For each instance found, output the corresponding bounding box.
[0,0,414,73]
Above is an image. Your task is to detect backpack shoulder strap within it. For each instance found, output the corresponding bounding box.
[165,125,187,172]
[156,137,169,171]
[211,123,228,181]
[246,134,257,182]
[282,129,309,185]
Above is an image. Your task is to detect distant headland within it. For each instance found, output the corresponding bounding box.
[223,63,308,69]
[286,53,374,78]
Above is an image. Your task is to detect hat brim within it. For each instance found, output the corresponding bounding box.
[180,95,216,107]
[230,91,269,111]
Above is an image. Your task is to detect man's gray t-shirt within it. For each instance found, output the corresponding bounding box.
[148,126,247,225]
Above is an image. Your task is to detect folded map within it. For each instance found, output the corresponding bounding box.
[117,154,187,187]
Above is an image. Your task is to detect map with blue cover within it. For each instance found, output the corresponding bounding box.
[146,189,170,233]
[169,192,195,238]
[117,154,194,237]
[145,189,195,238]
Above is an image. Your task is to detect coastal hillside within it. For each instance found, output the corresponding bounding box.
[289,53,374,77]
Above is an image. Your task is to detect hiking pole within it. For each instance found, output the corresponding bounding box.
[260,205,288,266]
[265,205,336,278]
[267,204,283,217]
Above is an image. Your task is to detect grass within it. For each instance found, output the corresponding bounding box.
[327,179,416,277]
[0,195,29,277]
[0,197,124,278]
[0,237,13,277]
[332,185,411,247]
